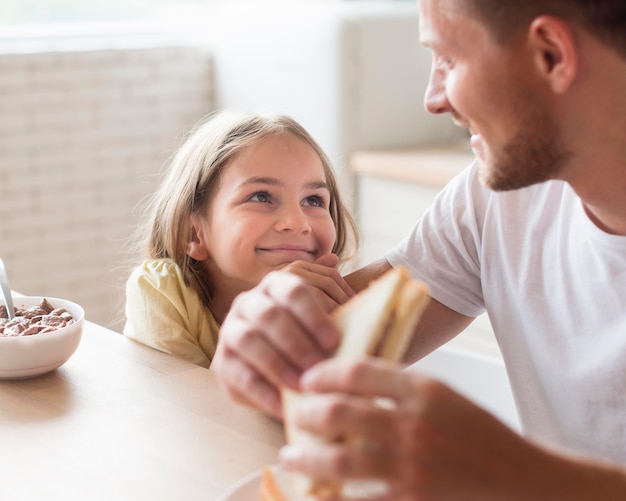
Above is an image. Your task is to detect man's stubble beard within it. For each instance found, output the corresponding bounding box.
[478,96,573,192]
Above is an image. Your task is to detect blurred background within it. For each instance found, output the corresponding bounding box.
[1,0,213,24]
[0,0,471,336]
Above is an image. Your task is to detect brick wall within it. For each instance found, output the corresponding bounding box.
[0,45,214,331]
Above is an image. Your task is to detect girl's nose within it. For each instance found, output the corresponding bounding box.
[274,205,312,233]
[424,65,451,115]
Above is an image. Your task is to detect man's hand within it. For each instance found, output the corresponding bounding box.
[278,358,626,500]
[212,255,353,418]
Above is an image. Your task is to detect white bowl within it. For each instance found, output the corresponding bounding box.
[0,296,85,379]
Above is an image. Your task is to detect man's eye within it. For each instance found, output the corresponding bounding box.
[249,192,271,203]
[304,195,325,208]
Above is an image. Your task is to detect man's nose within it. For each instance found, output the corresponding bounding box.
[424,66,450,115]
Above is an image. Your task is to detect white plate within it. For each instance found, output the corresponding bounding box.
[215,468,264,501]
[216,466,388,500]
[216,466,305,501]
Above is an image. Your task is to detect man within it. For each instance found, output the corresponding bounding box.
[213,0,626,497]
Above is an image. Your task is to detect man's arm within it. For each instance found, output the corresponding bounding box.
[344,258,393,292]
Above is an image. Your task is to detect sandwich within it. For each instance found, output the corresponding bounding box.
[264,266,430,500]
[330,266,430,363]
[261,466,291,501]
[261,465,303,501]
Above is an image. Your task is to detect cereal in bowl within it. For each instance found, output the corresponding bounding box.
[0,298,76,337]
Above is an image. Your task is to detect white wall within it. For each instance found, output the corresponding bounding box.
[411,346,521,432]
[212,1,464,196]
[0,46,213,330]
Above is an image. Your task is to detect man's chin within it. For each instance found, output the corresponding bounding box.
[477,161,509,192]
[476,157,512,192]
[477,159,546,192]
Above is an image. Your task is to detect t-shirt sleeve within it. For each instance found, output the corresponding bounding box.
[385,162,488,318]
[123,260,213,368]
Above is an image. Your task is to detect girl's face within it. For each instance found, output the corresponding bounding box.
[191,133,337,297]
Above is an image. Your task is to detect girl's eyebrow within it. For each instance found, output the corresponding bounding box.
[306,181,331,191]
[238,176,330,191]
[240,176,281,187]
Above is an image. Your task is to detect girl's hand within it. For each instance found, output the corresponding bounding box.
[282,253,355,308]
[212,270,342,419]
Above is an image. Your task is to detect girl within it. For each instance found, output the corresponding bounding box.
[124,110,358,368]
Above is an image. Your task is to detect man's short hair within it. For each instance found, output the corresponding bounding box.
[461,0,626,58]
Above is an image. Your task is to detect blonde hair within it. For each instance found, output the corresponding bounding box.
[131,110,358,308]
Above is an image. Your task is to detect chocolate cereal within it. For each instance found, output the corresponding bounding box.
[0,299,76,337]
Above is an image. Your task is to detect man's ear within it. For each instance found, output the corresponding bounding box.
[528,15,578,93]
[187,217,210,261]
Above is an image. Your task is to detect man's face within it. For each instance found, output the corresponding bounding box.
[418,0,571,191]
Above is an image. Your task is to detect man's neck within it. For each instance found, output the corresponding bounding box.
[565,145,626,236]
[582,203,626,236]
[559,37,626,236]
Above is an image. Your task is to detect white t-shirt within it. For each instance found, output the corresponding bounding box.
[385,162,626,464]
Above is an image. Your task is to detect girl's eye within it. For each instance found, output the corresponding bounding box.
[249,191,271,203]
[303,195,326,208]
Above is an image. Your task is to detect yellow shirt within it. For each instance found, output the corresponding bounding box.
[123,259,219,368]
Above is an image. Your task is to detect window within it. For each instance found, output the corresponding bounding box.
[0,0,215,26]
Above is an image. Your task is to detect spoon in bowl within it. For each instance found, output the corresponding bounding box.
[0,258,15,320]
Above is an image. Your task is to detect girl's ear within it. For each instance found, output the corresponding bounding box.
[187,217,210,261]
[528,15,578,94]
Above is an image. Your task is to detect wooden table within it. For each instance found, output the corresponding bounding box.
[0,321,284,500]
